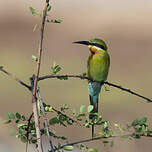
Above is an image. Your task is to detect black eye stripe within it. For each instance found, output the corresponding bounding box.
[90,43,105,50]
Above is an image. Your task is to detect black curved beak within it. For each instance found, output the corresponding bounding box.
[73,41,90,46]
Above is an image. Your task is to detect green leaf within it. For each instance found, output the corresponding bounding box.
[3,119,11,124]
[21,115,26,121]
[47,19,62,23]
[20,136,27,143]
[47,5,51,12]
[102,140,109,143]
[139,117,147,125]
[15,119,20,123]
[49,117,59,125]
[16,112,21,119]
[80,105,85,113]
[57,76,68,80]
[63,145,74,151]
[88,105,94,113]
[0,66,3,70]
[132,119,139,126]
[51,62,62,74]
[31,139,37,144]
[88,148,98,152]
[32,55,38,61]
[29,7,41,16]
[17,123,26,128]
[7,112,15,120]
[72,109,77,116]
[60,104,69,112]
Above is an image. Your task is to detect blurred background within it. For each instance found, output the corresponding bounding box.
[0,0,152,151]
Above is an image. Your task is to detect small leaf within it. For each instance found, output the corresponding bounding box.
[3,119,11,124]
[47,19,62,23]
[48,107,53,112]
[54,19,62,23]
[47,5,51,12]
[88,105,94,113]
[49,117,59,125]
[72,109,77,116]
[31,139,37,144]
[32,55,38,61]
[16,113,21,119]
[0,66,3,70]
[51,62,62,74]
[21,115,26,121]
[20,136,27,143]
[102,140,109,143]
[63,145,74,151]
[132,119,139,126]
[139,117,147,125]
[7,112,15,120]
[80,105,85,113]
[15,119,20,123]
[29,7,41,16]
[57,76,68,80]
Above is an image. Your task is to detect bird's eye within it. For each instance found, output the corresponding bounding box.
[94,43,105,50]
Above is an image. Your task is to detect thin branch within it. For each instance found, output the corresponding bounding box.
[31,1,49,152]
[55,133,152,151]
[0,68,31,90]
[104,81,152,102]
[37,87,55,152]
[32,2,48,102]
[38,74,152,103]
[52,107,81,126]
[26,113,34,152]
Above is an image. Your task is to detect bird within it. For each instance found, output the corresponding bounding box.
[74,38,110,138]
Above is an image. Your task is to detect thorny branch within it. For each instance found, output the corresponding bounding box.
[54,133,152,151]
[0,68,31,90]
[38,74,152,103]
[37,87,55,152]
[0,69,151,103]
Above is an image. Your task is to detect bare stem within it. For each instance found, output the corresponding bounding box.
[38,74,152,103]
[37,87,55,152]
[0,68,31,90]
[32,1,49,152]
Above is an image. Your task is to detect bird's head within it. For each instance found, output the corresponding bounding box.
[73,38,108,54]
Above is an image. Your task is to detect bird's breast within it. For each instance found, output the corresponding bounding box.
[87,52,110,82]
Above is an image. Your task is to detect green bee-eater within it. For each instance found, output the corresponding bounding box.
[74,38,110,137]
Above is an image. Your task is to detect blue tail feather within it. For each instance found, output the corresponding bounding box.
[88,81,102,138]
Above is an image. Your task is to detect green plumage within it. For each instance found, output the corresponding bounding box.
[73,38,110,138]
[87,38,110,137]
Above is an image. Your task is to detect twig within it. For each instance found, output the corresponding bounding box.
[0,68,31,90]
[55,133,152,151]
[1,68,151,103]
[38,74,152,102]
[104,81,152,102]
[26,113,34,152]
[37,87,55,152]
[52,107,81,126]
[31,1,49,152]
